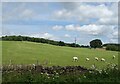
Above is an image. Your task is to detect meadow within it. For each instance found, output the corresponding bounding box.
[2,41,118,69]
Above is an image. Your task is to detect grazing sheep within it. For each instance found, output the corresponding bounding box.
[86,58,90,61]
[73,57,78,61]
[95,57,99,61]
[101,58,105,62]
[113,55,115,59]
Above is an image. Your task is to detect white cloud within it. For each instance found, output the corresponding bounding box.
[112,31,118,38]
[65,24,75,31]
[97,3,118,25]
[64,34,71,38]
[3,3,118,26]
[77,4,113,18]
[97,17,118,25]
[19,9,35,20]
[65,24,115,36]
[29,32,59,40]
[2,27,11,36]
[30,33,51,38]
[109,39,118,43]
[2,2,118,44]
[53,9,72,20]
[1,0,119,2]
[2,3,38,22]
[53,3,118,25]
[77,24,114,35]
[52,25,63,30]
[108,29,118,40]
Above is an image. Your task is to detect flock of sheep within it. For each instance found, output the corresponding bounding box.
[73,55,116,62]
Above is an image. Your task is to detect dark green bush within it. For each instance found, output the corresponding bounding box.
[106,45,119,51]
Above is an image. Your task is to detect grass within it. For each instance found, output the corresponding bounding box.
[2,41,118,69]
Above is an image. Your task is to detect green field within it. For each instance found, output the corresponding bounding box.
[2,41,118,69]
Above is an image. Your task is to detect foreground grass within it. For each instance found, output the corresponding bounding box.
[2,41,118,69]
[2,64,120,83]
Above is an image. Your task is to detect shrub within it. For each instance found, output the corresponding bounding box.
[106,45,118,51]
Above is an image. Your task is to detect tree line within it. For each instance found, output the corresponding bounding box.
[103,43,120,51]
[89,39,120,51]
[1,35,83,48]
[1,35,119,51]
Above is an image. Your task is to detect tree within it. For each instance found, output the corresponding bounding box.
[58,41,65,46]
[90,39,102,48]
[106,45,118,51]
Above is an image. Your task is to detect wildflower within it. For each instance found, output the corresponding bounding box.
[95,68,98,71]
[78,78,81,80]
[33,64,35,66]
[83,76,86,78]
[89,71,92,73]
[9,71,13,73]
[14,68,17,71]
[98,70,102,74]
[29,70,31,72]
[45,73,49,76]
[41,73,43,75]
[60,71,62,74]
[48,77,50,79]
[112,64,116,66]
[54,71,56,73]
[91,65,95,69]
[56,73,59,75]
[104,70,106,73]
[115,67,118,70]
[55,75,59,78]
[111,66,114,69]
[19,65,22,68]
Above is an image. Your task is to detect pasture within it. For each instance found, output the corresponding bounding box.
[2,41,118,69]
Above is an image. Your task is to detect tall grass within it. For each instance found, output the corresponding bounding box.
[2,63,120,84]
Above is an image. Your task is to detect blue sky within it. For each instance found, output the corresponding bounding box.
[2,2,118,45]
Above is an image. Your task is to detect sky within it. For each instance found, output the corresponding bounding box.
[2,2,118,45]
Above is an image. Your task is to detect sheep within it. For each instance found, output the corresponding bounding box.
[86,57,90,61]
[73,57,78,61]
[101,58,105,62]
[113,55,115,59]
[95,57,99,61]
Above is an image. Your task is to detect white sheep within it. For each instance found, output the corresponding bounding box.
[101,58,105,62]
[86,57,90,61]
[95,57,99,61]
[113,55,115,59]
[73,57,78,61]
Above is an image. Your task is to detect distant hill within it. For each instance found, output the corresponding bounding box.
[1,35,89,48]
[1,35,119,51]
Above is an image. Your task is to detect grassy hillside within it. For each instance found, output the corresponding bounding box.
[2,41,118,69]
